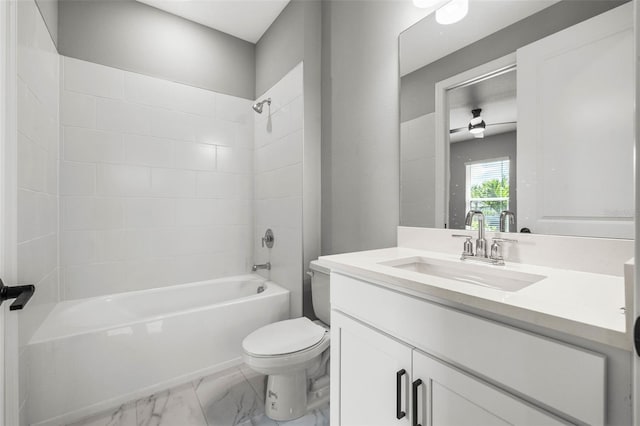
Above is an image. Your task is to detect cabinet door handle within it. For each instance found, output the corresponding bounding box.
[412,378,423,426]
[396,369,406,419]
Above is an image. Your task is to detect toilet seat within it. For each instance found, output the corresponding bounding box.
[242,317,330,374]
[243,317,327,356]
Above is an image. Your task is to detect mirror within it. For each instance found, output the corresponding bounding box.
[399,0,634,239]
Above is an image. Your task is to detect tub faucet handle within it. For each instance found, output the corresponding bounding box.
[262,229,275,248]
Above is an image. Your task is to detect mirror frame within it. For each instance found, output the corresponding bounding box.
[434,52,516,229]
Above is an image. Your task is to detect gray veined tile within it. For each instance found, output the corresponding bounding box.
[66,404,136,426]
[239,364,267,400]
[194,367,266,426]
[236,413,279,426]
[277,404,330,426]
[136,384,207,426]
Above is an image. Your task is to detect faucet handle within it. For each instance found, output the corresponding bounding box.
[490,238,517,262]
[452,234,474,256]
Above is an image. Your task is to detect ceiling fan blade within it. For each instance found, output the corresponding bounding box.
[486,121,517,127]
[449,127,467,134]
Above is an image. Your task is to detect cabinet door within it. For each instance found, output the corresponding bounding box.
[412,350,569,426]
[331,311,412,426]
[517,2,634,238]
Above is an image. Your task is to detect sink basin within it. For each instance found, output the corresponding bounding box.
[379,256,546,292]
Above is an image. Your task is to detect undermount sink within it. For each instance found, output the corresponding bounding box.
[379,256,546,292]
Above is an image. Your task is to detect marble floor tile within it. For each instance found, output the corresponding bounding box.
[277,405,330,426]
[136,384,207,426]
[236,413,279,426]
[239,365,267,400]
[194,367,266,426]
[67,404,137,426]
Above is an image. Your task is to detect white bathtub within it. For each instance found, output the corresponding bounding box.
[26,275,289,426]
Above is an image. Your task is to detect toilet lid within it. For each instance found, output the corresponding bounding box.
[243,317,327,356]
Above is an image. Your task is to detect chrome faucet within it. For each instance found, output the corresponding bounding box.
[465,210,487,257]
[499,211,515,233]
[252,262,271,272]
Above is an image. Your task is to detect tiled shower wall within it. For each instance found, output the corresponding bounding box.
[253,63,304,317]
[16,0,60,420]
[17,0,60,343]
[60,57,254,299]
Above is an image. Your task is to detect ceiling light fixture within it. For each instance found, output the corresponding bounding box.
[435,0,468,25]
[412,0,441,8]
[468,108,486,137]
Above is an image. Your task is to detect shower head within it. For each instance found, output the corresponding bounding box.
[252,98,271,114]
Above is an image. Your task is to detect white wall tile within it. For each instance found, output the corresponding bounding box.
[61,61,255,299]
[253,64,304,317]
[124,71,177,110]
[255,164,302,200]
[63,127,123,164]
[61,231,96,266]
[216,146,252,174]
[60,161,95,196]
[63,262,127,300]
[96,98,152,135]
[174,142,216,171]
[61,91,96,128]
[175,199,217,227]
[95,229,152,262]
[63,197,123,230]
[123,134,174,168]
[254,129,302,174]
[151,169,197,198]
[18,134,47,192]
[193,116,237,146]
[149,108,194,141]
[215,93,252,124]
[173,83,216,117]
[96,164,151,196]
[123,198,176,228]
[63,57,124,99]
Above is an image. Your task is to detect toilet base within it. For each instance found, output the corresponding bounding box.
[264,372,331,422]
[265,372,307,421]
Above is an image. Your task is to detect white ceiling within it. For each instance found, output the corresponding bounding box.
[400,0,561,76]
[136,0,291,43]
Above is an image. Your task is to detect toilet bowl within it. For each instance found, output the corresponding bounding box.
[241,261,331,421]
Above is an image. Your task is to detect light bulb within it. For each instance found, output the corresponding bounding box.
[436,0,468,25]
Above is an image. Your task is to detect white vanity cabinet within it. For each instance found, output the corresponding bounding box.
[333,311,565,426]
[330,272,607,426]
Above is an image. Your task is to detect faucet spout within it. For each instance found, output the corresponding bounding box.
[499,211,515,232]
[252,262,271,272]
[465,210,487,257]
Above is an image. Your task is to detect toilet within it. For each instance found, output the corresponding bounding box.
[242,261,330,422]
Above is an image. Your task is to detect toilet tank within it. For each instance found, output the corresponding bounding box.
[309,261,330,325]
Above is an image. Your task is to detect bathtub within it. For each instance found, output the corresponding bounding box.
[26,275,289,426]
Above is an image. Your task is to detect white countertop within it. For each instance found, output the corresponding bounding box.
[318,247,630,351]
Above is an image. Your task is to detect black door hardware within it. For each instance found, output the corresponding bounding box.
[412,378,422,426]
[0,279,34,310]
[396,369,406,419]
[634,316,640,357]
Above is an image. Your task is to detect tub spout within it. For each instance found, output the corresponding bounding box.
[252,262,271,272]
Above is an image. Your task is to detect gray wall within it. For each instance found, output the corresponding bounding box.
[255,0,322,317]
[401,0,628,122]
[58,0,255,99]
[321,1,429,255]
[449,132,517,230]
[35,0,58,46]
